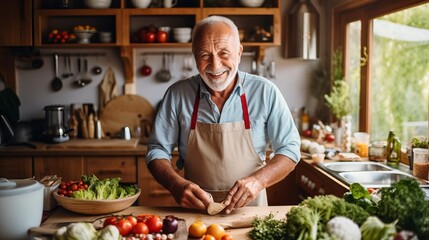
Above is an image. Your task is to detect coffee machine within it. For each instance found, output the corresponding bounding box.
[43,105,70,143]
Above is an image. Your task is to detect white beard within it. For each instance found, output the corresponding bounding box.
[201,68,237,91]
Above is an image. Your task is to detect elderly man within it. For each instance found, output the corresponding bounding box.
[146,15,300,214]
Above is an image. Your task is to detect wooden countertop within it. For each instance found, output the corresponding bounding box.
[0,138,149,156]
[30,205,293,239]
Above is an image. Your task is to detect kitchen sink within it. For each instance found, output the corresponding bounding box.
[320,162,393,172]
[337,171,422,188]
[317,161,429,188]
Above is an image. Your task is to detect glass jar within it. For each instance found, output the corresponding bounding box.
[369,141,387,162]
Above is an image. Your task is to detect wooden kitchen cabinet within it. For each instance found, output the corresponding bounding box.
[295,160,349,199]
[34,156,85,181]
[0,157,33,179]
[137,153,183,206]
[0,0,33,46]
[32,0,280,48]
[86,156,137,183]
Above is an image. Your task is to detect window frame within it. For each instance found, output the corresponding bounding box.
[331,0,428,132]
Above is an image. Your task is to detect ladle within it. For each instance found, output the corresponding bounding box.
[50,53,62,91]
[156,53,171,82]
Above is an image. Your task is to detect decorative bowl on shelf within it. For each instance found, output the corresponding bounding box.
[239,0,265,7]
[84,0,112,9]
[131,0,152,8]
[53,189,141,215]
[74,30,97,44]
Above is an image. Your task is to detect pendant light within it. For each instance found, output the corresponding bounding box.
[286,0,319,60]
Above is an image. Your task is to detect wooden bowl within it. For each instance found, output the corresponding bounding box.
[53,190,141,215]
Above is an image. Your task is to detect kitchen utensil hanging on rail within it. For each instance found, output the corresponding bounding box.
[50,53,62,91]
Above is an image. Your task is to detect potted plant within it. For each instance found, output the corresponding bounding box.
[324,48,352,150]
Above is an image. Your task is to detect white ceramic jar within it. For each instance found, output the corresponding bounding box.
[0,178,44,239]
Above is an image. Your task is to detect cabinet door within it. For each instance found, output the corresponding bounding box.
[0,0,32,46]
[34,156,84,181]
[137,154,183,206]
[295,160,349,198]
[0,157,32,179]
[86,157,137,183]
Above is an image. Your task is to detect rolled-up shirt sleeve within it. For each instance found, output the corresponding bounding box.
[146,87,179,164]
[266,85,301,163]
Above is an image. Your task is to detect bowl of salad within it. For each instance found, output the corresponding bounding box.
[53,175,140,215]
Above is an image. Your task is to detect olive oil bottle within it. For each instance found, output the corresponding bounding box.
[386,131,401,163]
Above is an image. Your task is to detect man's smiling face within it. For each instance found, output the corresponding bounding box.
[194,22,243,92]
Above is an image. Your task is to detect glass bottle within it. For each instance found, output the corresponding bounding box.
[386,131,401,163]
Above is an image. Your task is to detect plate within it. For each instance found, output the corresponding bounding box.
[53,190,141,215]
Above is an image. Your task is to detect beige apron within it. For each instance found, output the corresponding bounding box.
[184,87,267,206]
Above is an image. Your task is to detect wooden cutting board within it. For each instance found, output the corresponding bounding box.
[47,138,139,149]
[100,95,155,138]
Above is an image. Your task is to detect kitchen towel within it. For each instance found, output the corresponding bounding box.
[98,67,118,111]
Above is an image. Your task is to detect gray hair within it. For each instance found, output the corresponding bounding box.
[191,16,240,54]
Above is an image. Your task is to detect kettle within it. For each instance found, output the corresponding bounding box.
[43,105,70,143]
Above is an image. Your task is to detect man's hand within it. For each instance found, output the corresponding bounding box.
[222,176,263,214]
[170,180,214,210]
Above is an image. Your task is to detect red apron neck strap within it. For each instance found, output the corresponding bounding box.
[190,86,251,130]
[190,88,200,130]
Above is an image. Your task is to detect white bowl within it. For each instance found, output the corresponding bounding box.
[98,31,112,43]
[239,0,265,7]
[131,0,151,8]
[84,0,112,9]
[173,27,192,34]
[174,33,191,43]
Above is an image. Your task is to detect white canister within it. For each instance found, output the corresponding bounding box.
[0,178,44,240]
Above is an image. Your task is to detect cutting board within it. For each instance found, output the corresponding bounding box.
[100,95,155,138]
[47,138,139,149]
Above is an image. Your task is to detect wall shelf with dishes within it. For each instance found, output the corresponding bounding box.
[31,0,280,90]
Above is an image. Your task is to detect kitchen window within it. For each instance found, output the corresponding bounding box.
[333,0,429,143]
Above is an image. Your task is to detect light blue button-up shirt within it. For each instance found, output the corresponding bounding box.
[146,71,301,168]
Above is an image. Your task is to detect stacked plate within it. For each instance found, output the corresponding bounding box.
[173,27,192,43]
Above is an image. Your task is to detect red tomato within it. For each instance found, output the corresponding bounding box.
[325,133,335,143]
[70,184,78,191]
[146,215,163,233]
[303,129,312,137]
[116,218,133,236]
[103,216,119,227]
[137,214,156,223]
[126,215,138,227]
[131,222,149,235]
[157,31,168,43]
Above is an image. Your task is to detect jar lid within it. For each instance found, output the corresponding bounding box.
[0,178,44,197]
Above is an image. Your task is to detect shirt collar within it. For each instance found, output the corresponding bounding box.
[198,71,245,97]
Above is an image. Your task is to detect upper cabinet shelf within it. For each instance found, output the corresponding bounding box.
[33,0,280,49]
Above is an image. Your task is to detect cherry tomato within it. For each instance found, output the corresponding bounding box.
[146,215,163,233]
[116,218,133,236]
[70,184,78,191]
[368,188,376,193]
[131,222,149,235]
